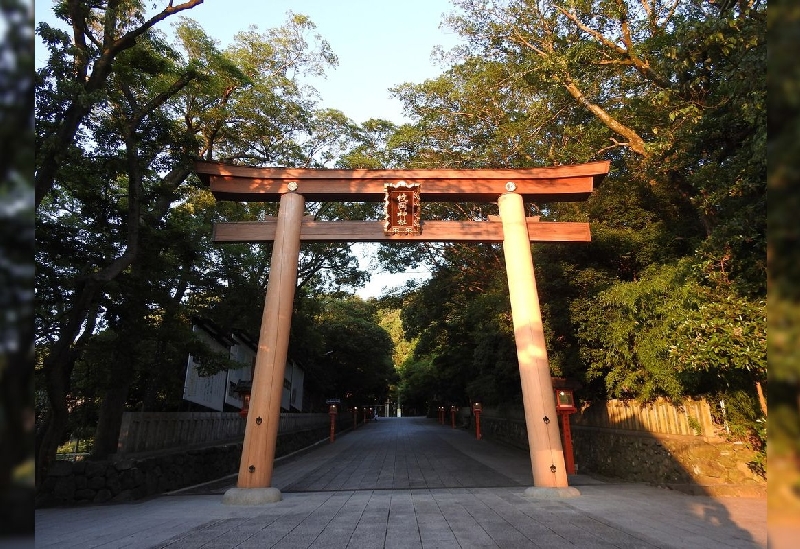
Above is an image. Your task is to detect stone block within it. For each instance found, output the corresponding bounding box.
[223,487,282,505]
[114,459,134,471]
[93,489,112,503]
[88,476,106,490]
[85,461,108,478]
[47,461,74,477]
[106,469,119,485]
[75,489,96,501]
[40,476,58,492]
[53,477,76,501]
[120,470,137,490]
[111,490,133,503]
[34,492,56,508]
[145,470,159,494]
[107,476,122,496]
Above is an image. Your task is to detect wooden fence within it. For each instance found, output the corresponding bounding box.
[482,398,723,439]
[116,412,330,455]
[571,398,722,439]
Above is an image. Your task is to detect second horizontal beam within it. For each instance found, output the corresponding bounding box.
[213,219,590,243]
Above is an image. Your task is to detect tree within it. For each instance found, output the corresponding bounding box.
[575,262,765,402]
[384,0,765,445]
[35,0,205,209]
[440,0,765,293]
[396,245,522,410]
[175,13,337,165]
[35,12,205,479]
[34,6,344,481]
[311,296,396,406]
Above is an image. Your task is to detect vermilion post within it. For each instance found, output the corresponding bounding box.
[329,405,337,443]
[560,412,576,474]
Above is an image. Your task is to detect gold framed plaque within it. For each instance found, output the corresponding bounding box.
[383,181,421,235]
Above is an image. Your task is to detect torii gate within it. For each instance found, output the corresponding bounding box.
[195,160,610,504]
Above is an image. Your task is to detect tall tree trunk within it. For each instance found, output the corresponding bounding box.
[35,350,77,487]
[562,79,648,157]
[91,376,131,460]
[34,291,100,487]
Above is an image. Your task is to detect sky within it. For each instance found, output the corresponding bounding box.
[197,0,460,124]
[34,0,458,297]
[34,0,460,125]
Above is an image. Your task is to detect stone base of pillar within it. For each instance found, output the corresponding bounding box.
[222,487,282,505]
[523,486,581,499]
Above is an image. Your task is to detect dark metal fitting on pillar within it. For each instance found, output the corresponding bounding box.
[550,464,557,474]
[543,416,550,424]
[248,465,256,473]
[256,417,262,425]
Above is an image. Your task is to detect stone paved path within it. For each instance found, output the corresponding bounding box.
[35,417,768,549]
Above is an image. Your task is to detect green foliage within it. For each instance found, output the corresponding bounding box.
[670,289,766,386]
[32,0,770,483]
[384,0,766,446]
[396,356,435,414]
[395,245,522,409]
[33,3,361,475]
[376,307,417,374]
[577,261,765,401]
[56,438,92,456]
[308,296,396,405]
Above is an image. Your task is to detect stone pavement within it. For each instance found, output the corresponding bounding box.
[35,417,767,548]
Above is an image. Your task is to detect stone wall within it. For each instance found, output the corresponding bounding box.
[117,412,245,455]
[37,443,243,507]
[478,408,765,497]
[571,426,765,496]
[479,415,529,451]
[37,422,342,507]
[116,411,333,455]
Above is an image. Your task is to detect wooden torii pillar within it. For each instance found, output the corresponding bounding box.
[195,160,610,504]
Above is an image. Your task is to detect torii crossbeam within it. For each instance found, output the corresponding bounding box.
[195,160,611,504]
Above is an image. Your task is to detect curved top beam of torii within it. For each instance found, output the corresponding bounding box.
[195,160,611,243]
[195,160,610,203]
